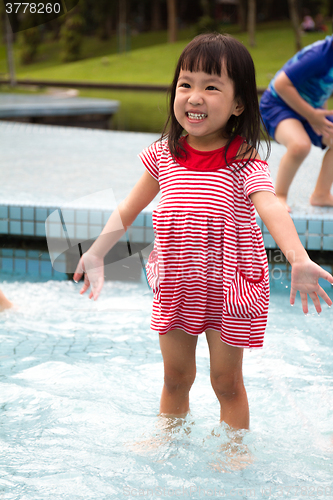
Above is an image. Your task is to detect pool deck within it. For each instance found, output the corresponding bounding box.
[0,121,332,278]
[0,93,119,129]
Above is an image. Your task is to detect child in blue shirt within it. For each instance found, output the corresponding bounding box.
[260,36,333,211]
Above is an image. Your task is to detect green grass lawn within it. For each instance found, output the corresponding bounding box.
[1,21,332,132]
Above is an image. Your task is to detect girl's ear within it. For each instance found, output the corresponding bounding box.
[233,99,244,116]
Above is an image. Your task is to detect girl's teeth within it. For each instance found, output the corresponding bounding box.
[187,112,207,120]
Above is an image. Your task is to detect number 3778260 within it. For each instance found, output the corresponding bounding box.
[5,3,61,14]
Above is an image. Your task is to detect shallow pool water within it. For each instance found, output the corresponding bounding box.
[0,278,332,500]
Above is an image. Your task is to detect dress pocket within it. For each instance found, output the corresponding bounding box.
[145,250,161,300]
[224,267,268,318]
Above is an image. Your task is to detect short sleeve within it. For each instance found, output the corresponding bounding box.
[284,37,333,89]
[243,160,276,198]
[138,141,161,181]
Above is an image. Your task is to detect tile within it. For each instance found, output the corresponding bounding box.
[61,209,75,224]
[130,227,144,243]
[132,213,145,227]
[323,236,333,251]
[65,223,75,240]
[144,228,155,244]
[1,258,13,272]
[76,210,89,224]
[75,225,89,240]
[307,235,322,250]
[263,234,276,248]
[292,219,307,234]
[0,220,8,233]
[89,210,103,225]
[0,206,8,218]
[88,225,102,239]
[103,211,112,224]
[36,222,46,237]
[14,258,26,274]
[23,221,34,236]
[323,221,333,235]
[145,214,154,228]
[27,260,40,276]
[308,220,322,234]
[9,221,21,235]
[27,250,40,258]
[22,207,34,221]
[1,249,13,257]
[35,208,48,222]
[46,223,62,238]
[9,206,21,220]
[41,261,53,276]
[14,249,27,258]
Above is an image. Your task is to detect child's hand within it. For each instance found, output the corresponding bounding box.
[308,108,333,138]
[290,260,333,313]
[73,252,105,300]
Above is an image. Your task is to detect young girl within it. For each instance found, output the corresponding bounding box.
[73,33,333,431]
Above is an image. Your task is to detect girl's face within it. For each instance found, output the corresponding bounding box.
[174,64,244,151]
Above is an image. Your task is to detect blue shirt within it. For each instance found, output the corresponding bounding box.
[269,36,333,108]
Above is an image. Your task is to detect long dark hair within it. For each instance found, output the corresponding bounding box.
[160,33,270,164]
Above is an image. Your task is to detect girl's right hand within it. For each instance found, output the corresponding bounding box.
[73,252,105,300]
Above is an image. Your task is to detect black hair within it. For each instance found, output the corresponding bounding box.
[160,32,270,165]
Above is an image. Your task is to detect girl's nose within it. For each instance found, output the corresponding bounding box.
[188,92,203,106]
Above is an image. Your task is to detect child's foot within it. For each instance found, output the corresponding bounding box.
[208,426,254,473]
[276,195,291,212]
[309,193,333,207]
[209,442,254,472]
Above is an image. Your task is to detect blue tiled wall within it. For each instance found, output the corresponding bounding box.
[0,204,332,280]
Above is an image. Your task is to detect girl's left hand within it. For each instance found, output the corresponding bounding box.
[290,260,333,313]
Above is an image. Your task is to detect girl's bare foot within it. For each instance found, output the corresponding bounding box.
[276,195,291,212]
[309,193,333,207]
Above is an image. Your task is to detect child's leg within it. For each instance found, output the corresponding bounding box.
[159,329,198,416]
[274,118,312,211]
[310,141,333,206]
[206,329,249,430]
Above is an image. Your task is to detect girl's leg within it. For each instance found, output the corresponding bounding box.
[274,119,312,211]
[206,329,249,430]
[310,141,333,206]
[159,329,198,416]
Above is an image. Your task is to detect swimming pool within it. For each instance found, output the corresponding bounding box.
[0,276,332,500]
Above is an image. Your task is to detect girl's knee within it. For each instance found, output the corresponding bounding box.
[164,369,196,394]
[211,372,244,400]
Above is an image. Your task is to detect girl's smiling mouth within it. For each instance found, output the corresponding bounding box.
[186,112,207,121]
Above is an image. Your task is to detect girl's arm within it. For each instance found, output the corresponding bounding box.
[274,71,333,138]
[73,170,160,299]
[250,190,333,313]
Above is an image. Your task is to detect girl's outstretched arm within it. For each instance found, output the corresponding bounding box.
[73,170,160,300]
[250,191,333,313]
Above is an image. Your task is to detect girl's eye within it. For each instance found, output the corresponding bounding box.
[180,83,191,88]
[206,85,218,91]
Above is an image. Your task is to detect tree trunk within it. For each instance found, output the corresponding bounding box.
[238,0,247,32]
[288,0,302,52]
[152,0,162,31]
[247,0,256,47]
[167,0,177,43]
[5,15,16,86]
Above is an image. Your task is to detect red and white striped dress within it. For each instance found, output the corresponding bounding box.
[139,136,275,348]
